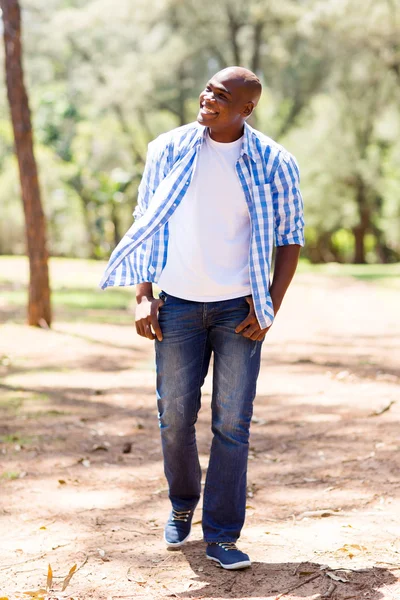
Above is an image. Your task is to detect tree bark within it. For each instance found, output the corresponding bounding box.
[353,225,366,264]
[1,0,51,326]
[307,231,341,264]
[226,6,242,65]
[251,20,264,74]
[68,172,98,259]
[353,177,369,264]
[110,202,122,249]
[176,63,187,127]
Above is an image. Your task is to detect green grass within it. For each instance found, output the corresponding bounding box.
[0,391,50,411]
[1,288,132,310]
[1,471,21,480]
[0,389,73,420]
[2,255,399,285]
[0,256,399,324]
[0,256,134,319]
[23,409,71,418]
[0,433,37,445]
[297,260,400,288]
[0,255,109,289]
[0,396,24,412]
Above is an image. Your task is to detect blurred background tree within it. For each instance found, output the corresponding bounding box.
[0,0,399,264]
[1,0,51,326]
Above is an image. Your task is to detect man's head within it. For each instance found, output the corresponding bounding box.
[197,66,262,142]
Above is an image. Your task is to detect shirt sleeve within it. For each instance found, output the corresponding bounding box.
[132,140,158,221]
[271,153,305,247]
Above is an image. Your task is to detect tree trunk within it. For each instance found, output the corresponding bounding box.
[68,173,99,259]
[307,231,340,263]
[177,63,187,127]
[1,0,51,326]
[353,225,366,264]
[226,6,242,65]
[251,21,264,75]
[353,177,370,264]
[110,202,122,249]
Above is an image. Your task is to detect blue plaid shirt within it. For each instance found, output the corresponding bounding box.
[100,122,304,328]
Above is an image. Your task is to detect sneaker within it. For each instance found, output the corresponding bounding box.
[206,542,251,570]
[164,508,194,547]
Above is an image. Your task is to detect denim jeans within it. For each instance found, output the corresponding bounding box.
[155,292,262,542]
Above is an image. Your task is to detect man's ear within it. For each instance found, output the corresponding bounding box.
[243,102,254,118]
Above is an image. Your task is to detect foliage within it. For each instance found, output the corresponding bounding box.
[0,0,400,262]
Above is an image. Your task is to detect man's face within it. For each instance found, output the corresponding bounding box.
[197,71,252,134]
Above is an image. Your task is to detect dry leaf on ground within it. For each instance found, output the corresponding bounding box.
[300,509,340,518]
[126,566,147,585]
[61,564,77,591]
[326,572,349,583]
[336,544,368,559]
[46,564,53,591]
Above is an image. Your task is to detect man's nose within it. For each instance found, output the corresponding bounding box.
[203,90,215,101]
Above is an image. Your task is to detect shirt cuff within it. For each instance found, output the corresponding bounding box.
[275,230,305,247]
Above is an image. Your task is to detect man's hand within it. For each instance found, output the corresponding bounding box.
[235,296,270,341]
[135,295,164,341]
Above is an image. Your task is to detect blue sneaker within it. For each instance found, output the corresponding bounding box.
[206,542,251,570]
[164,508,194,547]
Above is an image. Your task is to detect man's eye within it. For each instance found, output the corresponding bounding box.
[218,94,226,99]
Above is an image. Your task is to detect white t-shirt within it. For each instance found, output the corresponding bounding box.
[157,132,251,301]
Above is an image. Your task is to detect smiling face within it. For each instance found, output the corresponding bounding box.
[197,67,262,142]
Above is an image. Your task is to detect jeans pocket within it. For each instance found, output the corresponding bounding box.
[158,291,189,306]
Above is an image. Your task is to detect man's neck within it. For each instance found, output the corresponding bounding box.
[208,125,245,143]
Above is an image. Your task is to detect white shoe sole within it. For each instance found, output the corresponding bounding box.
[206,554,251,570]
[164,531,191,548]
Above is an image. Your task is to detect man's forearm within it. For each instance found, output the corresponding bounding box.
[136,282,154,302]
[269,244,301,314]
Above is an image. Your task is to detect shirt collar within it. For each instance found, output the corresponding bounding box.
[241,123,258,163]
[192,122,257,163]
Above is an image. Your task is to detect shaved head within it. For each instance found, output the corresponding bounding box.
[197,66,262,142]
[214,66,262,107]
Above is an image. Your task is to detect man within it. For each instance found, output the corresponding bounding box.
[100,66,304,570]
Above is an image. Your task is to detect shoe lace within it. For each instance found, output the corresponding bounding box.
[217,542,238,551]
[172,509,192,522]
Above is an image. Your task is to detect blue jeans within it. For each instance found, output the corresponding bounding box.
[155,292,262,542]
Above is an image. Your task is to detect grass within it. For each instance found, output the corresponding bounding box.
[1,288,132,310]
[0,396,25,412]
[1,471,22,480]
[24,409,71,418]
[0,256,134,321]
[0,255,108,289]
[0,388,72,421]
[0,391,50,411]
[297,260,400,287]
[0,256,399,324]
[0,433,37,445]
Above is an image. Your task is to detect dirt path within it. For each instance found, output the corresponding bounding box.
[1,274,400,600]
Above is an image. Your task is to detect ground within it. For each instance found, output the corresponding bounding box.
[1,258,400,600]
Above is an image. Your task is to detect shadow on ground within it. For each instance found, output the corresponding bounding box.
[177,542,396,599]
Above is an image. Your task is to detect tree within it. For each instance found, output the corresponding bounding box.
[323,0,400,263]
[1,0,399,264]
[1,0,51,326]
